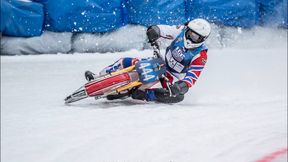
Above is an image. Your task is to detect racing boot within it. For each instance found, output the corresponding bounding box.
[85,70,96,81]
[106,91,130,100]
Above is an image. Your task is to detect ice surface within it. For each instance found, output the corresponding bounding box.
[1,40,287,162]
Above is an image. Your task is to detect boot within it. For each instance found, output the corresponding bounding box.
[106,92,130,100]
[85,70,96,81]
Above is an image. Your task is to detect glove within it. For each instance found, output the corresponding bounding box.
[170,81,189,96]
[146,25,160,43]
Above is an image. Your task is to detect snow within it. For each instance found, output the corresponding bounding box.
[1,25,287,55]
[72,25,147,53]
[1,31,72,55]
[1,41,287,162]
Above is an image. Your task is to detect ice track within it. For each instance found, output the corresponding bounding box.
[1,48,287,162]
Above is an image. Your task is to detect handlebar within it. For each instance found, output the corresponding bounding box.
[150,41,163,60]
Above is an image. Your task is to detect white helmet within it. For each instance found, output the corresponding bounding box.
[183,18,211,49]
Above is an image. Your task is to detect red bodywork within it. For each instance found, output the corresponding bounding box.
[84,73,131,96]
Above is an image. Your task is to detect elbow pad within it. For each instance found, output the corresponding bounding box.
[146,25,160,43]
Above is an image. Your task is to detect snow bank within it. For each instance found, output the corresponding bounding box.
[72,25,147,53]
[208,25,288,49]
[1,25,287,55]
[1,31,72,55]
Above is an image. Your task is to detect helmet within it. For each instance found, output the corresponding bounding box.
[183,18,211,49]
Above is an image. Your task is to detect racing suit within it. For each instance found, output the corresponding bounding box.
[101,25,208,103]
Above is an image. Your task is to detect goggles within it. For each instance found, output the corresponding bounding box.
[185,28,207,44]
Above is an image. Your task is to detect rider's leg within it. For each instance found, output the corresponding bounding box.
[85,57,138,82]
[99,57,139,76]
[131,88,184,103]
[100,57,138,100]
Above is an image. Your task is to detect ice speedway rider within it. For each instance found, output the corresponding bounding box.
[85,18,211,103]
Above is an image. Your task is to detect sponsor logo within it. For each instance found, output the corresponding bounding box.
[202,58,207,64]
[172,47,184,62]
[139,63,155,82]
[166,50,185,73]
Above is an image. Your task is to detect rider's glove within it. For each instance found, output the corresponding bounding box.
[170,81,189,96]
[146,25,160,44]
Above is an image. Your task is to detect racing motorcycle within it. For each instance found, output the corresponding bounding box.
[64,43,168,104]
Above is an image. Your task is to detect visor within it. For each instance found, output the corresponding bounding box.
[185,29,207,44]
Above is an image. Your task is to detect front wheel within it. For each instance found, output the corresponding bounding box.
[64,86,88,104]
[65,72,137,104]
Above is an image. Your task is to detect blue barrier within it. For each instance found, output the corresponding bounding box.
[1,0,287,37]
[186,0,258,28]
[38,0,127,33]
[126,0,186,26]
[284,0,288,28]
[257,0,287,27]
[0,0,44,37]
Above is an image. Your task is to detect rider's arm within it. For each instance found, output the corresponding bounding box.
[146,25,184,43]
[157,25,184,40]
[167,50,208,96]
[182,50,208,88]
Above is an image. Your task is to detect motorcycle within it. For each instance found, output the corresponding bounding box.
[64,43,168,104]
